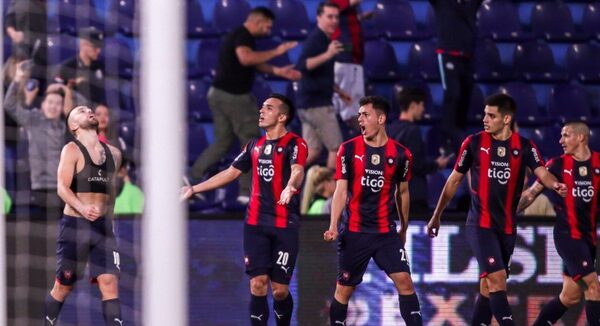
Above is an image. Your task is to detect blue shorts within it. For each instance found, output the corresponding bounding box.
[55,215,120,285]
[337,231,411,286]
[466,226,516,279]
[554,229,597,281]
[243,224,299,285]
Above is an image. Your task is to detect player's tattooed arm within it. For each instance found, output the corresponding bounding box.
[517,181,544,214]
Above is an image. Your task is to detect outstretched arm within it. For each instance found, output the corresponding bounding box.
[427,170,465,237]
[180,166,242,200]
[533,166,567,197]
[236,42,297,67]
[278,164,305,205]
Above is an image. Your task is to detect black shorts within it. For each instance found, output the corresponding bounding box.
[554,229,597,281]
[243,224,299,285]
[337,231,411,286]
[466,226,516,279]
[55,215,120,285]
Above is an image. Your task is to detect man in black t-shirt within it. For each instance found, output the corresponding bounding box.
[54,27,106,105]
[387,87,452,217]
[190,6,301,203]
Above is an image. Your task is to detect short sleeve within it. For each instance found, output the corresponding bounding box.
[454,136,474,174]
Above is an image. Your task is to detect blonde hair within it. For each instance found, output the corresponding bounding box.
[301,165,334,214]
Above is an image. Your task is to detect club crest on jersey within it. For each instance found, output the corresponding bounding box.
[277,147,284,153]
[595,168,600,175]
[512,149,520,157]
[579,166,588,177]
[264,144,272,155]
[387,157,394,165]
[371,154,380,165]
[497,146,506,157]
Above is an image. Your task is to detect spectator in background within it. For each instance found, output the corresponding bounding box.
[4,0,48,84]
[114,158,144,215]
[331,0,366,133]
[296,1,350,169]
[4,61,73,214]
[387,87,452,217]
[94,103,120,146]
[301,165,335,215]
[54,27,106,105]
[189,6,301,204]
[430,0,483,154]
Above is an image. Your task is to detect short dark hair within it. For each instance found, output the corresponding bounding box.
[359,95,390,117]
[269,93,295,126]
[250,6,275,21]
[485,93,517,117]
[317,1,339,16]
[397,87,426,112]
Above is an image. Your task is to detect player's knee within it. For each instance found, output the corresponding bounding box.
[559,289,581,307]
[97,275,119,295]
[272,287,289,301]
[485,272,507,292]
[51,281,73,300]
[392,273,415,294]
[250,275,269,295]
[584,279,600,300]
[334,284,355,303]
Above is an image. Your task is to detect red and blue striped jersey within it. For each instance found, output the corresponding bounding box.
[232,132,308,228]
[454,131,545,234]
[336,136,412,233]
[544,152,600,244]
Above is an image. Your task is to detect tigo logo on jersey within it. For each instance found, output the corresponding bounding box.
[573,181,594,203]
[489,161,511,185]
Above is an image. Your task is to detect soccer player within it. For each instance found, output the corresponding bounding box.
[324,96,423,326]
[44,106,123,326]
[426,93,567,326]
[181,94,307,326]
[518,121,600,326]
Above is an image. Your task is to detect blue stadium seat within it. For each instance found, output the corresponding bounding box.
[46,34,78,66]
[513,41,567,82]
[186,0,218,38]
[101,37,135,79]
[368,0,425,40]
[473,38,511,82]
[477,1,529,41]
[531,2,583,42]
[196,38,221,78]
[119,121,137,150]
[252,77,273,106]
[526,125,563,160]
[255,38,292,80]
[268,0,310,40]
[582,3,600,41]
[105,78,136,115]
[56,0,104,36]
[212,0,251,34]
[106,0,137,36]
[187,78,213,122]
[497,82,545,126]
[466,84,485,125]
[407,41,439,81]
[566,43,600,83]
[364,40,401,81]
[590,128,600,151]
[3,37,11,62]
[547,84,596,125]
